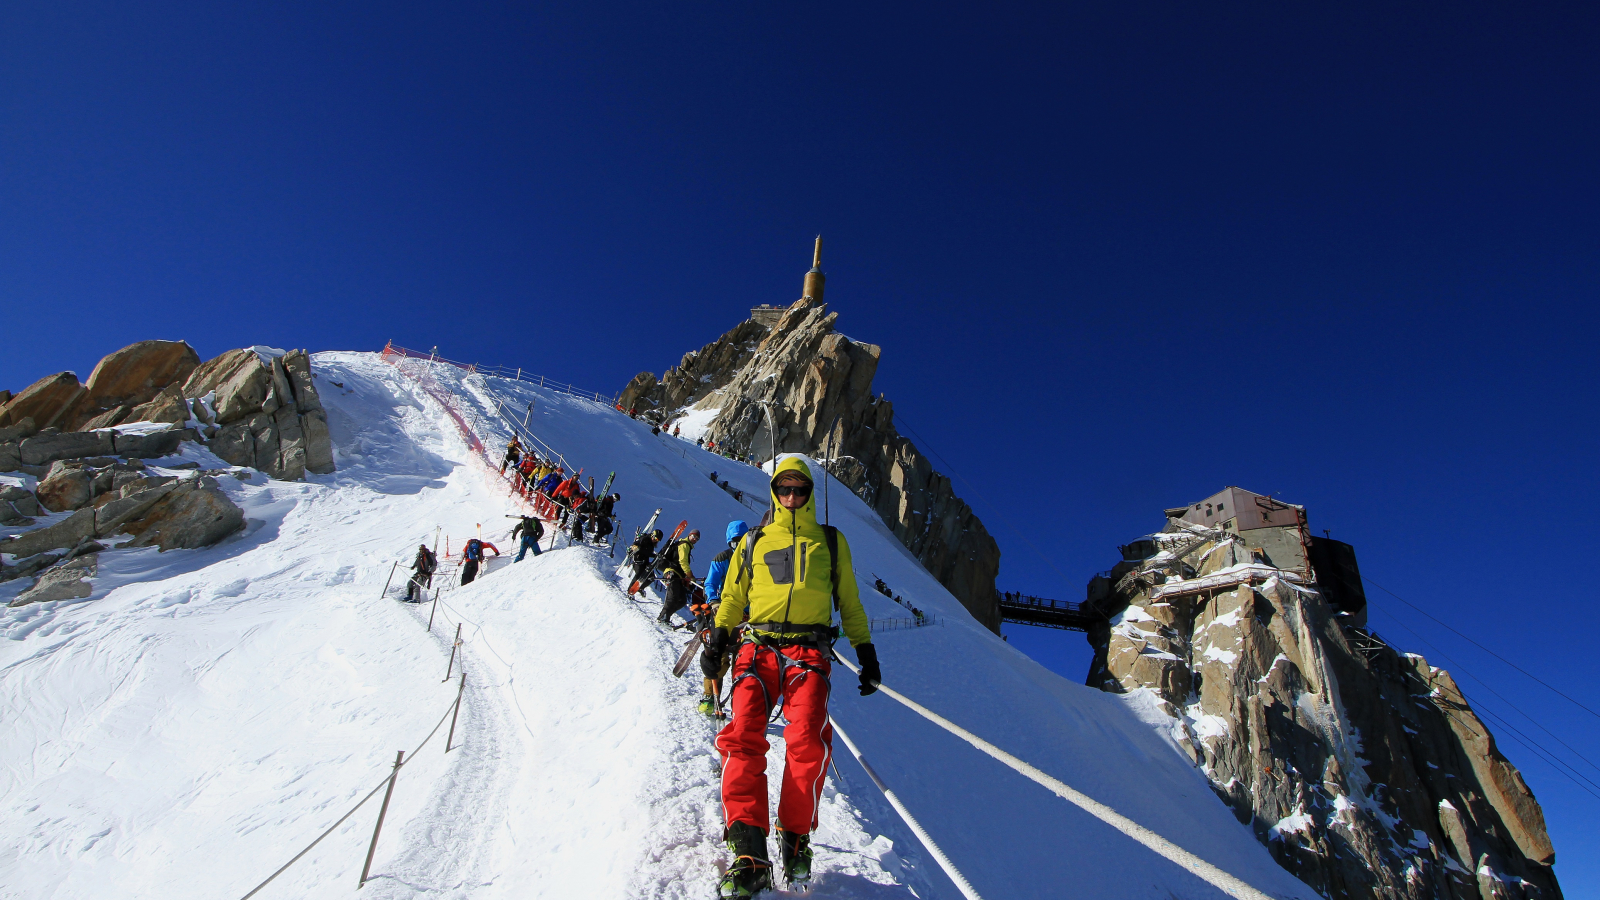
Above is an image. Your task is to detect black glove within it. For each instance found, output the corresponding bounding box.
[855,643,881,696]
[700,627,730,679]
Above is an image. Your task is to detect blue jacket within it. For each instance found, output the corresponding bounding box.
[705,547,735,601]
[536,472,563,494]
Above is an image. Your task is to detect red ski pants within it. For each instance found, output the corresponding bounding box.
[715,643,834,835]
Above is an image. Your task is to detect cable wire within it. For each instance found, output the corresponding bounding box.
[1363,575,1600,722]
[1366,605,1600,800]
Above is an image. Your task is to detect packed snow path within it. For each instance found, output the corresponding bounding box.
[1,351,1318,900]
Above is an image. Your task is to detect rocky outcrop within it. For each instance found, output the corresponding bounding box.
[0,475,241,563]
[0,373,83,430]
[622,297,1003,629]
[618,319,770,416]
[0,343,334,481]
[1084,512,1561,900]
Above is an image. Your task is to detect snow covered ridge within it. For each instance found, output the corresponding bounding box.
[1085,509,1560,900]
[4,351,1316,899]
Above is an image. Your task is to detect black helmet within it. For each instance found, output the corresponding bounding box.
[612,493,621,501]
[652,529,664,539]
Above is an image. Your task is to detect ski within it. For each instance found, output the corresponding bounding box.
[616,507,661,577]
[672,632,701,677]
[628,520,685,594]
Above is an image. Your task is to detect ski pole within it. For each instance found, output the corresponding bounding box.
[379,562,397,600]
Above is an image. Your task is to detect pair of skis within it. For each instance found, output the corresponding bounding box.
[627,519,686,595]
[615,507,662,577]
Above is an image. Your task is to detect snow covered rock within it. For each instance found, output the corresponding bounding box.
[621,295,1004,630]
[11,554,96,606]
[1085,507,1561,900]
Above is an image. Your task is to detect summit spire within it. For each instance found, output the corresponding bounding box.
[802,235,826,303]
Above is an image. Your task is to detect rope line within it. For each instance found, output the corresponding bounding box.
[834,657,1277,900]
[830,717,986,900]
[236,695,460,900]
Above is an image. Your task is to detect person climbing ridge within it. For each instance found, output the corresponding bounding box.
[700,456,879,896]
[500,436,522,475]
[696,520,748,717]
[655,528,700,624]
[593,492,619,544]
[406,543,437,601]
[631,528,663,588]
[460,537,499,585]
[511,515,544,561]
[571,492,597,543]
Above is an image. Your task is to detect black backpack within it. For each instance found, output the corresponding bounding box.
[658,539,686,575]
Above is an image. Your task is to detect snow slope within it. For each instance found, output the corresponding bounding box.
[1,352,1318,900]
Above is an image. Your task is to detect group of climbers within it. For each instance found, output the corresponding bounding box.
[497,437,621,548]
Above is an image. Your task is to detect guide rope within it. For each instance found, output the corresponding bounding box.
[834,656,1278,900]
[829,717,986,900]
[236,693,460,900]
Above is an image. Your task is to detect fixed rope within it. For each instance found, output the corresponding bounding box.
[236,692,462,900]
[829,717,986,900]
[834,657,1278,900]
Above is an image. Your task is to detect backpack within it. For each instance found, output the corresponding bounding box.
[465,539,483,561]
[658,539,686,575]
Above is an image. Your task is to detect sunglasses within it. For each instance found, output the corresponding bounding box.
[774,484,813,498]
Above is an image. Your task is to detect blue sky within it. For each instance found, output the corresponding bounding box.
[4,1,1598,892]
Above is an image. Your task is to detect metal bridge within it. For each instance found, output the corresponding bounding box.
[997,593,1104,632]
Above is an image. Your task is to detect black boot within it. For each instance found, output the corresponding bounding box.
[719,821,772,898]
[778,829,812,888]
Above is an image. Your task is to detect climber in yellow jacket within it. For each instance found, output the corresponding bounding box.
[701,455,881,896]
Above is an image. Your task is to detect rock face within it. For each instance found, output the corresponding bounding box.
[204,349,333,478]
[119,478,246,551]
[622,297,1003,629]
[1083,492,1561,900]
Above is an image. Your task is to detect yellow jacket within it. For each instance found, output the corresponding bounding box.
[714,456,871,647]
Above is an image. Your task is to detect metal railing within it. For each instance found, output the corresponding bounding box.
[381,342,620,407]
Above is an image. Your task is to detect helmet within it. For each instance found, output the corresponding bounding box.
[725,520,749,543]
[612,493,621,501]
[688,529,701,540]
[651,529,663,540]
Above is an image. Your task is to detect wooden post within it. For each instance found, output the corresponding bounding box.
[446,672,466,753]
[444,623,462,681]
[427,588,439,631]
[380,561,397,600]
[359,751,404,886]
